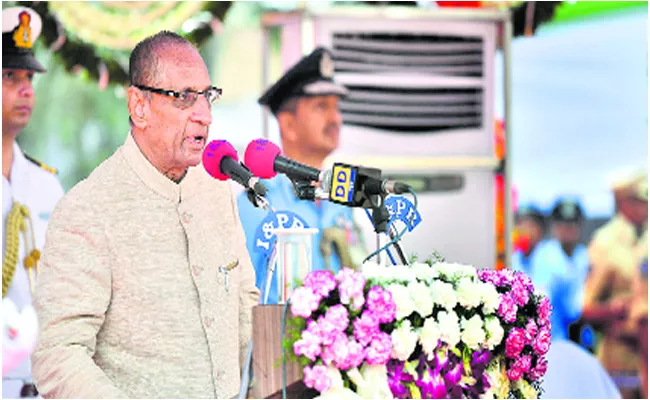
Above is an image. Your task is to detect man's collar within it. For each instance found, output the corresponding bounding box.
[121,132,182,203]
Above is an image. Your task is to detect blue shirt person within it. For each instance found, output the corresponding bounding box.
[547,198,592,344]
[511,204,575,340]
[237,47,367,304]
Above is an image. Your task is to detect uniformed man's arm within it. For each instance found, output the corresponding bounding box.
[230,189,261,370]
[581,239,627,326]
[31,193,126,399]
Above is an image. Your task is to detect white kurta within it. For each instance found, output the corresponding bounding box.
[31,134,260,399]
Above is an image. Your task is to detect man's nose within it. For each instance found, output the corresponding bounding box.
[18,79,34,98]
[330,107,342,127]
[189,97,213,126]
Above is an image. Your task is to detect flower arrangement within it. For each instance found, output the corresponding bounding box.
[283,262,551,399]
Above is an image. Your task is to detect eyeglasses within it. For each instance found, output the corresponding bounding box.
[133,84,222,109]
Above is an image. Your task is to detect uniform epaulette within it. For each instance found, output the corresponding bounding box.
[24,153,58,175]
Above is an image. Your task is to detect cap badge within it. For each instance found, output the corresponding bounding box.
[320,52,334,78]
[13,11,33,49]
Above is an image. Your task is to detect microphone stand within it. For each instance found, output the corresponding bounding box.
[368,193,409,266]
[238,191,277,399]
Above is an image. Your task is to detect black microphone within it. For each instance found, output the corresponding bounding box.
[244,139,325,183]
[202,140,268,196]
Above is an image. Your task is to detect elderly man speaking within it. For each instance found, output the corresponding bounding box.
[30,31,259,399]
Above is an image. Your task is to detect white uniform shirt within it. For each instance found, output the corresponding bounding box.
[2,143,64,397]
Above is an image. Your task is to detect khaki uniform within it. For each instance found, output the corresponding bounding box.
[584,171,648,395]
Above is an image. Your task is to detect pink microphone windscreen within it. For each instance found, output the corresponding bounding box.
[244,139,281,179]
[203,140,238,181]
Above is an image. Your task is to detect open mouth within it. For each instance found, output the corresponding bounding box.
[187,135,206,144]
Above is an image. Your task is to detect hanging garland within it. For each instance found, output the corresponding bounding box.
[12,1,233,86]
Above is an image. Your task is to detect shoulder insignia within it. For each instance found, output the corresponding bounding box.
[24,153,58,175]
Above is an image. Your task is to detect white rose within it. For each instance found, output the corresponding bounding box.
[419,317,441,360]
[408,281,434,318]
[479,282,500,315]
[387,284,416,320]
[436,310,461,347]
[484,316,505,350]
[457,278,482,309]
[430,280,457,311]
[391,320,419,361]
[460,314,486,350]
[410,263,439,282]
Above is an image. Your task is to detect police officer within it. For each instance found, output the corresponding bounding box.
[2,7,64,398]
[237,47,368,304]
[547,198,591,344]
[582,168,647,398]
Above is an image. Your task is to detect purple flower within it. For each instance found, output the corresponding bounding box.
[533,327,552,355]
[498,294,518,323]
[317,316,340,346]
[434,349,449,371]
[365,331,392,365]
[525,319,538,342]
[443,362,463,387]
[537,296,552,326]
[514,271,534,293]
[337,268,366,310]
[527,356,548,381]
[417,365,447,399]
[387,360,413,399]
[353,310,380,347]
[293,321,322,361]
[304,270,337,298]
[498,269,515,287]
[324,304,349,332]
[366,285,397,324]
[505,328,527,358]
[303,364,331,393]
[290,287,321,318]
[471,349,492,369]
[511,277,530,307]
[478,269,500,286]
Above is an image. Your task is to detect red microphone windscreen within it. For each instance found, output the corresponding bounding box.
[203,140,238,181]
[244,139,281,179]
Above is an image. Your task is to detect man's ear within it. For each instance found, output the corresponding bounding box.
[277,111,297,143]
[127,86,149,129]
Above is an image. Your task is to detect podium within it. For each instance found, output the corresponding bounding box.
[251,305,319,399]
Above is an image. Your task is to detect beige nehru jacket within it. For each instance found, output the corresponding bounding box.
[31,133,260,399]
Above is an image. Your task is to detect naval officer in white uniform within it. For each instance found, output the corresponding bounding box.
[2,6,65,399]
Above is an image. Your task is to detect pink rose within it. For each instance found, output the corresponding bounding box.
[506,365,524,381]
[505,328,527,358]
[537,296,552,326]
[527,356,548,381]
[366,286,397,324]
[498,294,519,323]
[290,287,321,318]
[304,270,337,298]
[337,268,366,310]
[533,327,551,355]
[324,304,349,332]
[365,332,392,365]
[353,310,380,347]
[525,319,538,342]
[293,322,322,361]
[303,365,331,393]
[511,278,530,307]
[317,316,340,346]
[512,354,532,374]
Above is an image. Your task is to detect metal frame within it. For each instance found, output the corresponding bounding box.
[260,5,513,269]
